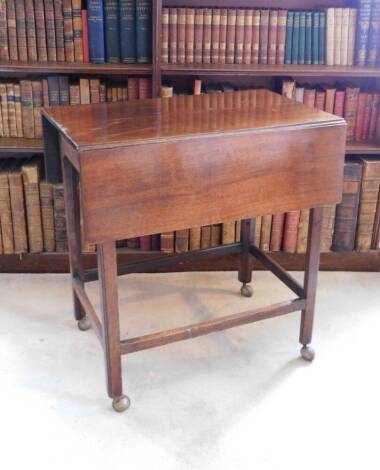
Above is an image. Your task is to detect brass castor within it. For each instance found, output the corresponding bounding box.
[112,395,131,412]
[240,284,253,298]
[300,345,315,362]
[77,316,91,331]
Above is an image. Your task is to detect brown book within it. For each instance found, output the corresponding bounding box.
[20,80,34,138]
[0,83,9,136]
[31,80,42,139]
[251,9,260,64]
[8,160,27,253]
[40,181,55,252]
[22,158,43,253]
[72,0,83,62]
[90,78,100,103]
[44,0,57,61]
[218,8,227,63]
[235,220,241,242]
[283,211,300,253]
[355,92,368,142]
[0,160,14,253]
[15,0,27,61]
[315,89,326,111]
[34,0,47,61]
[6,83,17,137]
[99,81,106,102]
[254,216,262,246]
[6,0,18,60]
[169,7,177,64]
[175,228,189,252]
[226,9,236,64]
[242,9,253,65]
[177,7,186,64]
[79,78,90,104]
[333,8,342,65]
[202,8,211,64]
[303,87,316,108]
[24,0,37,61]
[234,9,244,64]
[270,212,284,251]
[63,0,74,62]
[296,209,310,254]
[128,77,139,100]
[200,225,211,248]
[334,89,345,117]
[185,7,194,64]
[160,231,174,253]
[356,159,380,251]
[260,214,272,251]
[332,162,362,252]
[42,78,49,106]
[267,9,278,65]
[344,86,360,143]
[361,93,373,142]
[13,83,22,137]
[320,205,336,252]
[53,183,67,252]
[276,9,287,64]
[347,8,357,66]
[324,86,336,114]
[369,93,379,141]
[211,224,221,247]
[161,7,169,63]
[0,0,9,60]
[259,9,269,65]
[211,8,220,64]
[53,0,65,61]
[189,226,201,250]
[222,220,235,244]
[69,83,80,104]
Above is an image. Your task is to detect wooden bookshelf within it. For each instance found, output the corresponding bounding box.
[0,137,44,153]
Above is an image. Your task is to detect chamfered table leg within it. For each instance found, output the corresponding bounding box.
[62,157,89,331]
[98,241,130,412]
[238,218,254,297]
[299,207,323,362]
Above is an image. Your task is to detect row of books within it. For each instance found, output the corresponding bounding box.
[0,0,152,64]
[282,79,380,143]
[0,77,152,139]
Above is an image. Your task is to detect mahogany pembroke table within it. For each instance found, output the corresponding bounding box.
[42,89,346,412]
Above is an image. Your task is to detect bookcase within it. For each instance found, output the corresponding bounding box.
[1,0,380,273]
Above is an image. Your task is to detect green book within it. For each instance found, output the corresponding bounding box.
[312,11,319,65]
[291,11,300,64]
[318,11,325,64]
[285,11,294,65]
[305,11,312,65]
[298,11,306,64]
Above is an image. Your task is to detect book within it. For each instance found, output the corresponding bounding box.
[372,190,380,249]
[161,7,169,63]
[119,0,136,63]
[82,9,89,62]
[189,226,201,250]
[6,0,17,60]
[63,0,74,62]
[20,80,34,138]
[312,11,319,65]
[160,232,174,253]
[44,0,57,61]
[31,80,42,138]
[104,0,120,63]
[320,205,336,251]
[200,225,211,248]
[13,83,22,137]
[54,0,65,61]
[268,9,278,65]
[296,209,310,254]
[235,9,244,64]
[355,92,369,141]
[325,8,335,66]
[185,7,194,64]
[202,8,212,64]
[298,11,305,65]
[347,8,357,66]
[333,8,342,65]
[242,8,252,65]
[222,221,235,244]
[194,8,203,64]
[291,11,300,64]
[40,181,55,252]
[226,8,236,64]
[88,0,105,63]
[47,75,60,105]
[283,211,300,253]
[324,86,336,114]
[254,216,262,246]
[22,158,43,253]
[318,11,325,64]
[259,9,269,65]
[355,0,372,66]
[260,214,272,251]
[8,160,27,253]
[6,83,16,137]
[0,160,14,253]
[218,8,227,63]
[175,229,189,252]
[270,212,284,251]
[169,7,177,64]
[0,0,9,60]
[15,0,27,61]
[284,11,293,64]
[24,0,37,61]
[340,8,350,66]
[367,0,380,66]
[0,83,9,136]
[334,89,346,117]
[136,0,152,63]
[53,184,68,252]
[344,86,360,142]
[34,0,47,61]
[276,9,287,65]
[251,9,260,64]
[72,0,84,62]
[210,224,221,247]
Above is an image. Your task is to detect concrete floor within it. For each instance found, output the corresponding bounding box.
[0,270,379,470]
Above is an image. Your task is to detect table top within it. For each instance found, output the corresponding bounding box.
[42,89,345,151]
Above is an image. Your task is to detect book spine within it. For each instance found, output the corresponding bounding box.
[104,0,120,63]
[242,8,252,65]
[344,87,360,142]
[347,8,357,66]
[139,235,152,251]
[218,8,227,63]
[312,11,319,65]
[211,8,220,64]
[24,0,37,61]
[79,77,90,103]
[53,184,68,252]
[9,171,27,253]
[136,0,152,63]
[0,0,9,60]
[259,9,269,65]
[53,0,65,61]
[269,212,284,251]
[175,229,189,252]
[0,171,14,253]
[63,0,74,62]
[291,11,299,64]
[320,205,336,251]
[324,87,336,114]
[200,225,211,249]
[44,0,57,61]
[0,83,9,136]
[20,80,34,138]
[276,9,287,65]
[361,93,372,141]
[82,9,89,62]
[15,0,27,61]
[6,0,17,60]
[325,8,335,66]
[340,8,349,66]
[298,11,305,65]
[222,221,235,244]
[160,232,174,253]
[355,0,372,66]
[254,216,262,246]
[13,83,22,137]
[185,7,194,64]
[88,0,105,63]
[369,93,379,140]
[333,8,342,65]
[355,92,368,141]
[296,209,310,254]
[34,0,47,61]
[31,80,42,138]
[202,8,211,64]
[6,83,17,137]
[58,75,69,104]
[189,226,201,250]
[169,7,177,64]
[161,7,168,63]
[69,83,80,104]
[315,90,326,110]
[40,182,55,252]
[283,211,300,253]
[284,11,293,65]
[235,220,241,242]
[119,0,135,63]
[226,8,236,64]
[304,11,312,65]
[267,9,278,66]
[318,11,325,64]
[89,78,100,103]
[234,9,244,64]
[210,224,221,247]
[47,75,60,105]
[260,214,272,251]
[367,0,380,66]
[334,90,345,117]
[72,0,83,62]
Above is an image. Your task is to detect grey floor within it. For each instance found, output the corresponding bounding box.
[1,270,379,470]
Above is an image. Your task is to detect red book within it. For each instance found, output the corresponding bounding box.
[138,78,152,99]
[315,90,326,110]
[355,93,368,141]
[82,10,89,63]
[127,78,139,100]
[361,93,373,142]
[303,87,316,108]
[334,90,345,117]
[283,211,301,253]
[139,236,151,251]
[270,212,285,251]
[369,94,380,141]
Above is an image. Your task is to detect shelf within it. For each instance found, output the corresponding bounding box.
[0,137,44,153]
[0,61,152,76]
[162,63,380,78]
[345,142,380,155]
[0,250,378,273]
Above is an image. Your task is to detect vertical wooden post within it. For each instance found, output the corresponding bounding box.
[238,218,254,297]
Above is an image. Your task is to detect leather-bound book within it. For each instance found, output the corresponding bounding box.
[283,211,300,253]
[202,8,211,64]
[356,159,380,251]
[6,83,17,137]
[185,7,194,64]
[218,8,227,63]
[189,226,201,250]
[284,10,293,65]
[298,11,306,65]
[332,162,362,252]
[0,0,9,60]
[175,229,189,252]
[88,0,105,63]
[303,87,316,108]
[270,212,284,251]
[53,183,67,252]
[104,0,120,63]
[325,8,334,66]
[54,0,65,61]
[368,94,379,141]
[296,209,309,254]
[32,80,42,138]
[334,89,345,117]
[0,83,9,136]
[79,78,90,103]
[242,9,252,65]
[44,0,57,61]
[318,11,325,64]
[340,8,349,66]
[160,232,174,253]
[324,86,336,114]
[361,93,373,141]
[47,75,59,105]
[200,225,211,248]
[260,214,272,251]
[63,0,74,62]
[226,8,236,64]
[0,161,14,254]
[344,86,360,142]
[58,75,69,104]
[82,9,89,62]
[211,8,220,64]
[90,78,100,103]
[6,0,18,60]
[8,160,27,253]
[119,0,135,63]
[161,7,169,63]
[222,220,235,244]
[320,205,336,251]
[315,89,326,111]
[236,219,242,242]
[136,0,152,63]
[276,9,287,65]
[34,0,47,61]
[355,0,372,66]
[235,9,244,64]
[20,80,34,138]
[22,158,43,253]
[15,0,27,61]
[139,235,151,251]
[169,7,177,64]
[72,0,83,62]
[127,77,139,100]
[40,181,55,252]
[99,81,106,102]
[312,11,319,65]
[13,83,23,137]
[254,216,262,246]
[347,8,357,66]
[69,84,80,105]
[291,11,300,64]
[333,8,342,65]
[24,0,37,61]
[251,9,260,64]
[259,9,269,65]
[211,224,221,247]
[126,237,139,249]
